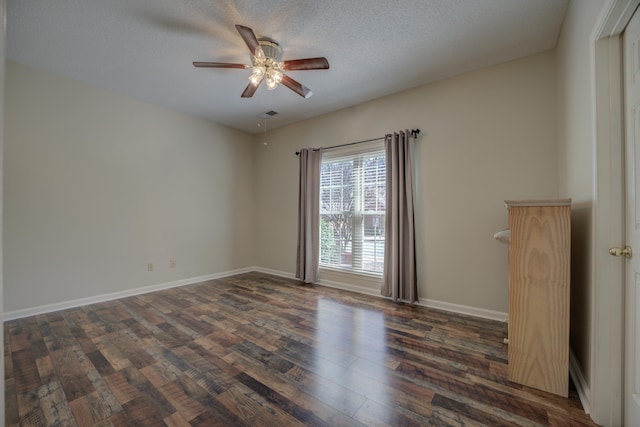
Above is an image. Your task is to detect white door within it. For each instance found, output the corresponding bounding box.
[624,9,640,425]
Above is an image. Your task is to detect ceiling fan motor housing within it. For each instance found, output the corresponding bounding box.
[255,37,283,63]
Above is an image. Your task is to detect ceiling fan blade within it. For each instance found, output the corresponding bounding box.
[281,75,313,98]
[235,24,261,56]
[193,62,249,69]
[283,57,330,71]
[241,80,261,98]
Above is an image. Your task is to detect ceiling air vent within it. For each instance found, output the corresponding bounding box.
[257,110,279,119]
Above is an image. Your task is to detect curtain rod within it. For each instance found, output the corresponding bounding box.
[295,128,420,155]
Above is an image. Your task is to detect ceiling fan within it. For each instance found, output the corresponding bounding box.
[193,25,329,99]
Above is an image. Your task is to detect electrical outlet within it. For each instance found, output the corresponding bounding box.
[148,263,154,272]
[170,260,176,268]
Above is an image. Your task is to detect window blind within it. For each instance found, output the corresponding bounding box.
[320,147,386,275]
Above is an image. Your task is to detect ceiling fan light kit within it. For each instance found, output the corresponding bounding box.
[249,38,284,91]
[193,24,329,99]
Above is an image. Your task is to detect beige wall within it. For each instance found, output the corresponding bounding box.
[254,51,559,313]
[556,0,603,390]
[4,61,255,311]
[3,48,563,317]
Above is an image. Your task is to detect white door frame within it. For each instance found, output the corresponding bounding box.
[591,0,639,425]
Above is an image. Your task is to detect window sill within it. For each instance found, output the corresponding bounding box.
[318,267,383,291]
[319,265,382,278]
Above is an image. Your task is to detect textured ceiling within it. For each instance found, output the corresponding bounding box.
[7,0,569,134]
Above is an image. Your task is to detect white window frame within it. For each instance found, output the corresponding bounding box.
[319,140,386,276]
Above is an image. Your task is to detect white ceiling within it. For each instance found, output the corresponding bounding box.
[7,0,569,134]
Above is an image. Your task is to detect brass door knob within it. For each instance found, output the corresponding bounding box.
[609,246,632,258]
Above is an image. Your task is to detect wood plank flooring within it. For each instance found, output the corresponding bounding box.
[5,272,599,426]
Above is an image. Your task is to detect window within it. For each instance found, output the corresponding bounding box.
[320,144,386,274]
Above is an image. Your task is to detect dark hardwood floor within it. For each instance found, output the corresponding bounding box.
[5,272,598,426]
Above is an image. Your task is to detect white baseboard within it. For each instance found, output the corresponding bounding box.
[4,266,508,325]
[251,266,296,280]
[252,266,508,322]
[569,348,592,415]
[3,267,255,321]
[416,298,507,322]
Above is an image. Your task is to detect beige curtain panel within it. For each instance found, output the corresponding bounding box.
[382,130,418,302]
[296,148,323,283]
